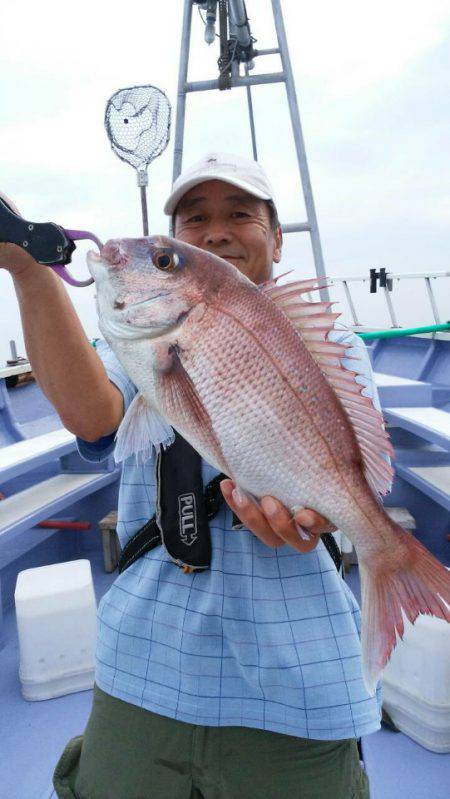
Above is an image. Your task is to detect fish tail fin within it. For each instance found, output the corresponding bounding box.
[359,528,450,695]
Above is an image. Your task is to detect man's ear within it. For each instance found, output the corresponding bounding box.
[273,226,283,263]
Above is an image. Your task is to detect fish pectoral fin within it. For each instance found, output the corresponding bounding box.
[157,348,230,476]
[114,392,175,464]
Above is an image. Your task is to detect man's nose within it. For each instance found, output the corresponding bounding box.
[203,223,232,245]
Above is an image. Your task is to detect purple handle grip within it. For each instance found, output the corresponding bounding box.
[49,229,103,287]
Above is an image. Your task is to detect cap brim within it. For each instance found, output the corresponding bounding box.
[163,172,272,215]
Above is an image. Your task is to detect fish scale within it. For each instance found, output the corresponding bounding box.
[87,234,450,695]
[181,304,343,510]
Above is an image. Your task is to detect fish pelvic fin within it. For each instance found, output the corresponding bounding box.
[359,529,450,695]
[114,393,175,464]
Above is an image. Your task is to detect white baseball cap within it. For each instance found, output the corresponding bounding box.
[163,151,277,215]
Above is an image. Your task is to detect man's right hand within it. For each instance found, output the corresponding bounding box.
[0,193,40,277]
[0,242,40,277]
[220,480,334,554]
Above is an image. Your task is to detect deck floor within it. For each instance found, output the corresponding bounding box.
[1,555,449,799]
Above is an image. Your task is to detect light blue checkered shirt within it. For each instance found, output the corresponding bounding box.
[78,334,382,740]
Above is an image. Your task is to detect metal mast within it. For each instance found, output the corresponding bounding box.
[172,0,328,296]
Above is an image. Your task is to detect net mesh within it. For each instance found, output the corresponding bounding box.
[104,85,171,171]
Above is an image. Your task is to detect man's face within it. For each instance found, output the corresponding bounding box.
[173,179,282,285]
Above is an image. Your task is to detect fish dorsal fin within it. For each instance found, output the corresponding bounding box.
[261,277,394,496]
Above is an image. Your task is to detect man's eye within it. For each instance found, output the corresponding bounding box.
[231,211,250,218]
[185,214,206,223]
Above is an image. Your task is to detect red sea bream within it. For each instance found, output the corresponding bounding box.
[87,235,450,694]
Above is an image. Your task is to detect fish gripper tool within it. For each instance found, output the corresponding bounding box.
[0,195,102,287]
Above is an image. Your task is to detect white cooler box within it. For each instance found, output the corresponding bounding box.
[14,559,97,700]
[381,583,450,753]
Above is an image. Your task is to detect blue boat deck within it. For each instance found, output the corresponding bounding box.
[1,333,449,798]
[1,555,449,799]
[0,551,115,799]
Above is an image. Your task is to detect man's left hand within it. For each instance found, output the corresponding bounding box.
[220,479,336,554]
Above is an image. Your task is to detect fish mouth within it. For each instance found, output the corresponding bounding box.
[87,249,103,263]
[88,242,129,268]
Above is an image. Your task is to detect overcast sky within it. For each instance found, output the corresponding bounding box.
[1,0,449,363]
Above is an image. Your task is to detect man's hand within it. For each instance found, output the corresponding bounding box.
[220,479,336,554]
[0,242,39,276]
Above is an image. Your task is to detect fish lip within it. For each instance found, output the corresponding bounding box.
[87,249,103,263]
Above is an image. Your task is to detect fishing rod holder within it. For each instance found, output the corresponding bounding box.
[370,267,393,293]
[195,0,256,85]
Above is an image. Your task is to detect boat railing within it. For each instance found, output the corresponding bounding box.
[325,269,450,329]
[358,323,450,341]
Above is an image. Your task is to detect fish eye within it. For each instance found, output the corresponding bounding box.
[152,249,180,272]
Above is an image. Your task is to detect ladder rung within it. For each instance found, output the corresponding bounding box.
[256,48,280,56]
[281,222,311,233]
[185,72,285,93]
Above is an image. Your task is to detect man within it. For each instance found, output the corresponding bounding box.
[0,153,381,798]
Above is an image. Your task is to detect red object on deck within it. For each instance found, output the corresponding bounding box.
[36,520,91,530]
[0,495,91,530]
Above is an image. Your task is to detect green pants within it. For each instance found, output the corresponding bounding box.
[53,684,370,799]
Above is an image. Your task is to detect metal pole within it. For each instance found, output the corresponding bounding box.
[140,186,149,236]
[185,72,285,92]
[383,286,399,328]
[137,169,149,235]
[271,0,329,301]
[342,280,361,326]
[172,0,193,185]
[244,64,258,160]
[281,222,310,233]
[228,0,252,47]
[424,277,441,324]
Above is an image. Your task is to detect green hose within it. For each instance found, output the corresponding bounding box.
[358,322,450,340]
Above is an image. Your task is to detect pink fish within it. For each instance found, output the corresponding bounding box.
[87,235,450,693]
